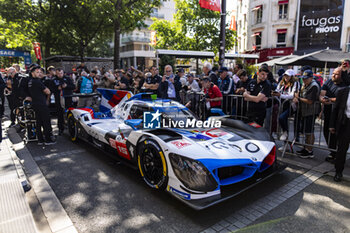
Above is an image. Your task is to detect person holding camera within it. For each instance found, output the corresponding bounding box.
[28,66,55,145]
[158,65,181,101]
[320,67,346,163]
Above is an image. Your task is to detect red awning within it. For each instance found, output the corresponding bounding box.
[252,5,262,11]
[251,32,261,37]
[278,0,289,4]
[277,29,287,34]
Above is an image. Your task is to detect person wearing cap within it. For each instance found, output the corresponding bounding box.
[219,67,234,114]
[293,70,320,158]
[320,67,346,163]
[203,62,219,86]
[28,66,55,145]
[176,68,187,86]
[243,66,271,126]
[273,69,299,141]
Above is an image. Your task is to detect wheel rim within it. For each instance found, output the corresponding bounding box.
[141,145,164,186]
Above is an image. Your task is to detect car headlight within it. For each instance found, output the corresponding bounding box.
[169,153,218,192]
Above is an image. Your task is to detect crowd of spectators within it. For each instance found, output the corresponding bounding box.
[0,59,350,181]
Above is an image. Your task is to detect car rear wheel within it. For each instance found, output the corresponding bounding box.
[137,139,168,190]
[67,113,78,142]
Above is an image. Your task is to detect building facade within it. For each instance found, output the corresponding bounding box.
[242,0,349,63]
[245,0,297,62]
[119,0,176,70]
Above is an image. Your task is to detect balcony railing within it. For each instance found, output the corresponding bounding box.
[121,36,150,43]
[150,13,165,19]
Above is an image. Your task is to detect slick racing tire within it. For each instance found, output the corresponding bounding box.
[137,139,168,190]
[67,113,78,142]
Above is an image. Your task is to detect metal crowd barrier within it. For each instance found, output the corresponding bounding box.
[179,90,338,156]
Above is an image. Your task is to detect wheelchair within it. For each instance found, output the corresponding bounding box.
[15,100,37,143]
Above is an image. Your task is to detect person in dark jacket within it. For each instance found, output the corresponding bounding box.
[4,67,20,126]
[320,67,346,163]
[56,68,75,109]
[329,86,350,182]
[28,66,55,145]
[219,67,234,114]
[158,65,181,101]
[340,59,350,85]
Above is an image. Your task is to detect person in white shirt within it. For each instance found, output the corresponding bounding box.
[272,69,299,141]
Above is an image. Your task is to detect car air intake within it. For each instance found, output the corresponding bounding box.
[217,166,245,180]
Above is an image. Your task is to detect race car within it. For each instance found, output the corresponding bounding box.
[67,89,284,209]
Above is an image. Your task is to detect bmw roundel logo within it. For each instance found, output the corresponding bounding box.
[245,142,260,153]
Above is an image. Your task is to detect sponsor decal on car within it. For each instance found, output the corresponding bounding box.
[170,140,191,149]
[109,138,131,160]
[168,186,191,200]
[143,110,221,129]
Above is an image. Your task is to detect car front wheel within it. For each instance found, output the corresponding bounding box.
[137,139,168,190]
[67,113,78,142]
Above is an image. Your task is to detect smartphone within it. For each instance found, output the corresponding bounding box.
[323,96,329,99]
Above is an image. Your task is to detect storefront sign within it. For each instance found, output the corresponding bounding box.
[296,0,344,52]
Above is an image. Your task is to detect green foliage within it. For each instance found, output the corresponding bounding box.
[150,0,236,54]
[159,55,176,75]
[245,63,258,77]
[0,0,161,64]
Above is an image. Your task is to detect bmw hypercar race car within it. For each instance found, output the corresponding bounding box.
[67,89,285,209]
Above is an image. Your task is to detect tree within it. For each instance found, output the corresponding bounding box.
[0,0,113,61]
[104,0,162,68]
[150,0,236,54]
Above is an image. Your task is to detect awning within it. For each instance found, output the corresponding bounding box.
[225,53,259,59]
[275,49,349,68]
[252,5,262,11]
[251,32,261,37]
[278,0,289,4]
[277,29,287,34]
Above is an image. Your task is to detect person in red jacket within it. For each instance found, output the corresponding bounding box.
[203,77,223,109]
